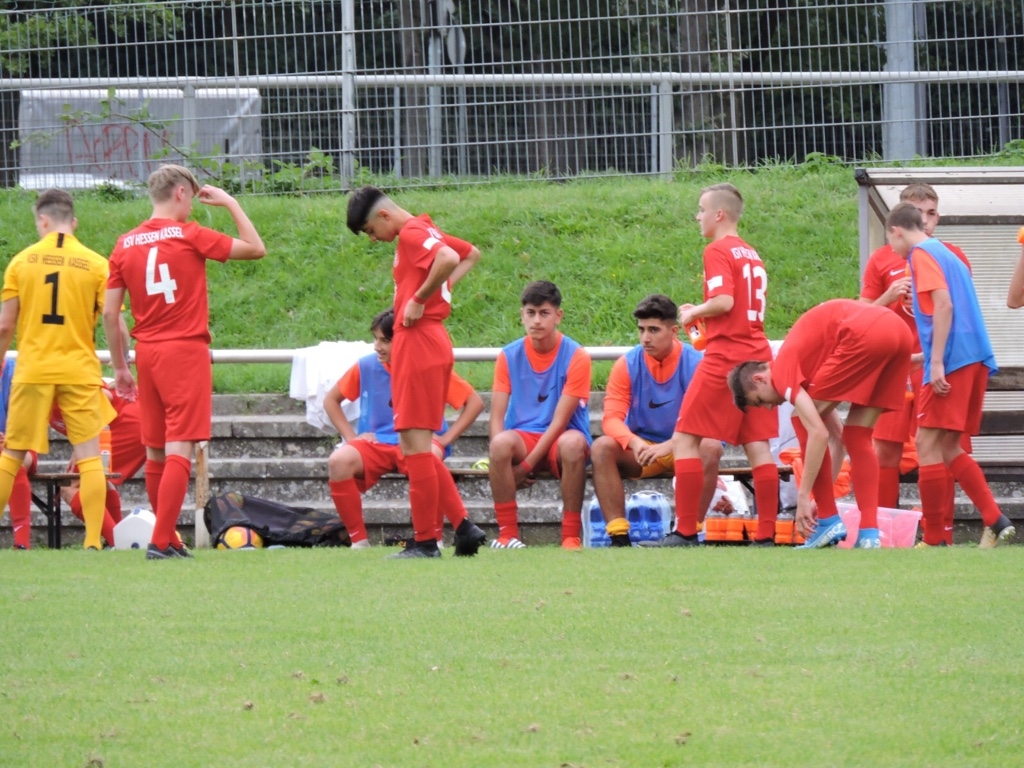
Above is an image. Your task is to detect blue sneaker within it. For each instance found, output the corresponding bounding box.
[796,514,847,549]
[854,527,881,549]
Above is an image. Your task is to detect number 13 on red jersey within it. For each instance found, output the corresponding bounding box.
[742,262,767,323]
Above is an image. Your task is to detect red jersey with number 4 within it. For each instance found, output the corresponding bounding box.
[701,234,771,374]
[108,218,233,344]
[393,214,474,323]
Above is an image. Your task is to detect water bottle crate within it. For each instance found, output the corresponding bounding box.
[583,490,673,547]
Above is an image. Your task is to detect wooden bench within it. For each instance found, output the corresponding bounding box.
[30,472,120,550]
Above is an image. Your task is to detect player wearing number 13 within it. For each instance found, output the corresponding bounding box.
[647,183,779,547]
[104,165,265,559]
[0,189,115,550]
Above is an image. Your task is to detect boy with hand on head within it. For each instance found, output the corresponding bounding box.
[861,183,971,543]
[0,189,114,550]
[488,280,592,549]
[346,186,485,559]
[324,308,486,552]
[729,299,913,548]
[886,202,1015,547]
[104,164,266,559]
[591,294,722,547]
[646,183,779,547]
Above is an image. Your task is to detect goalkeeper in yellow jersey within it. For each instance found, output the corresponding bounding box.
[0,189,115,550]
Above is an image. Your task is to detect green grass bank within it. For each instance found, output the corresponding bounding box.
[0,163,915,391]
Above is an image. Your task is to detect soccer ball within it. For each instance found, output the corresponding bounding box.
[216,526,263,550]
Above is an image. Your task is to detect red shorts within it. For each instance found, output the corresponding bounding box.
[917,362,989,434]
[808,312,912,412]
[110,400,147,485]
[350,440,406,492]
[391,321,452,432]
[676,364,777,445]
[135,339,212,446]
[516,429,590,480]
[872,366,923,444]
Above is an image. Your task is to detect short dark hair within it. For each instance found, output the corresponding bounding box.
[633,294,677,323]
[521,280,562,307]
[885,202,924,232]
[33,188,75,222]
[347,186,387,235]
[370,308,395,340]
[727,360,769,411]
[900,183,939,205]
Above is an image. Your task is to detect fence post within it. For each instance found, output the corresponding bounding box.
[341,0,356,183]
[883,0,920,160]
[182,84,196,165]
[658,79,674,179]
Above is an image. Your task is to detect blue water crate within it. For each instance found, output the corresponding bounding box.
[582,491,673,547]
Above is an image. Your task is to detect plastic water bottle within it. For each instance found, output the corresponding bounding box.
[99,426,112,472]
[582,498,610,548]
[625,491,672,544]
[686,319,707,351]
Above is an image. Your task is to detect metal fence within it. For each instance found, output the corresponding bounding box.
[1,0,1021,191]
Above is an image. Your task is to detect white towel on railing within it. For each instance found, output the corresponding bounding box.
[288,341,373,431]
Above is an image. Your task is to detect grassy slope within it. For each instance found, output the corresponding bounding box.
[1,547,1022,767]
[0,165,861,392]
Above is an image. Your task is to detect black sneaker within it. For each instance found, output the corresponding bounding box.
[145,543,187,560]
[387,542,442,559]
[172,544,194,559]
[453,518,487,556]
[750,538,776,548]
[638,531,701,548]
[609,534,633,548]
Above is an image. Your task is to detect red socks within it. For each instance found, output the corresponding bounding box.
[917,463,946,545]
[561,510,582,540]
[494,501,519,542]
[949,453,1002,528]
[329,478,366,544]
[942,470,955,546]
[791,416,839,519]
[151,454,191,550]
[752,463,779,540]
[144,459,164,517]
[844,424,879,529]
[878,465,901,510]
[433,454,468,532]
[9,466,32,549]
[405,452,438,544]
[673,458,703,536]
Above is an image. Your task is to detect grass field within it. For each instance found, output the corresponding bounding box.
[2,546,1022,767]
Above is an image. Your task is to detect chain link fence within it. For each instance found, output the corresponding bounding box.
[1,0,1021,191]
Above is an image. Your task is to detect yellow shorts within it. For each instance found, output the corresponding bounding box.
[639,449,675,479]
[6,382,116,453]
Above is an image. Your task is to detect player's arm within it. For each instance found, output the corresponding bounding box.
[678,294,732,327]
[197,185,266,261]
[489,390,509,441]
[403,245,461,326]
[102,288,132,377]
[438,388,484,449]
[790,388,829,534]
[824,409,846,481]
[0,299,19,365]
[926,288,953,396]
[1008,238,1024,309]
[448,245,480,289]
[322,384,358,443]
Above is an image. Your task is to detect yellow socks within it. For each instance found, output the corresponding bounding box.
[606,517,631,537]
[77,455,107,550]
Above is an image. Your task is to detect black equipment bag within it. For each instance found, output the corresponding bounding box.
[205,491,351,548]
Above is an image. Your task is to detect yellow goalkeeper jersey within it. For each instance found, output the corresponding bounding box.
[2,231,108,384]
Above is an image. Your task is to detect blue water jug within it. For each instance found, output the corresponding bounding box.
[625,491,672,544]
[582,498,610,547]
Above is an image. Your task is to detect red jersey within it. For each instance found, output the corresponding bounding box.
[701,235,771,374]
[861,242,970,353]
[393,214,474,323]
[108,218,233,344]
[772,299,889,404]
